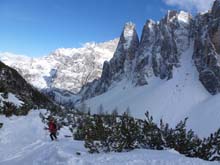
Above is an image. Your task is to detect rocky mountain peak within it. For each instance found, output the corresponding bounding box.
[147,19,156,26]
[163,10,191,25]
[165,10,178,22]
[123,22,136,44]
[177,11,191,24]
[118,22,139,51]
[109,22,139,78]
[123,22,135,34]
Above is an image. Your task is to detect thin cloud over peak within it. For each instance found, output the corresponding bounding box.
[163,0,215,12]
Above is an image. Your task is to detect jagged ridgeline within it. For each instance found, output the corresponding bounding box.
[0,61,55,116]
[80,0,220,100]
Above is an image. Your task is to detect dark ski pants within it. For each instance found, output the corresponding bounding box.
[50,132,57,141]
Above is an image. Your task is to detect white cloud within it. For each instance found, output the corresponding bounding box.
[163,0,215,12]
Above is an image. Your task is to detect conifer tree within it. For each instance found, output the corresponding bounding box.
[108,112,140,152]
[141,111,164,150]
[74,115,92,140]
[84,119,100,153]
[197,135,213,160]
[172,117,188,153]
[3,102,17,117]
[209,129,220,161]
[171,118,202,157]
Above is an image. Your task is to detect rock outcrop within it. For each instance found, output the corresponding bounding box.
[193,0,220,94]
[134,11,191,85]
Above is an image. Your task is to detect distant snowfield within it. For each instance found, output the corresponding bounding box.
[0,110,218,165]
[84,43,220,137]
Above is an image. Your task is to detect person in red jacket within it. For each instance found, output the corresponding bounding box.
[48,118,57,141]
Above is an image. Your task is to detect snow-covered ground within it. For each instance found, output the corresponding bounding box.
[0,110,218,165]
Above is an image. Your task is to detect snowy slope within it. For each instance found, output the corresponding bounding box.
[0,110,218,165]
[83,42,220,137]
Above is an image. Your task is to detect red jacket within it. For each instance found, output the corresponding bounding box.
[48,121,57,133]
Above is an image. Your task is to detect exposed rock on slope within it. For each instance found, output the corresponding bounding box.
[135,11,191,85]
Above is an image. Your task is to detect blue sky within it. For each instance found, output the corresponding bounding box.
[0,0,215,57]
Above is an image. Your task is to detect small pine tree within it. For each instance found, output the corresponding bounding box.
[106,108,118,126]
[74,115,92,140]
[185,129,202,157]
[141,111,164,150]
[113,112,140,152]
[171,118,201,157]
[84,118,100,153]
[160,119,171,148]
[106,119,122,152]
[172,118,188,153]
[209,129,220,161]
[197,135,213,160]
[3,102,17,117]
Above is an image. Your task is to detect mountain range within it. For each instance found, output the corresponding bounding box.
[0,39,118,105]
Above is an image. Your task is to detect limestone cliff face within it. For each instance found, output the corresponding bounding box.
[193,0,220,94]
[134,11,191,86]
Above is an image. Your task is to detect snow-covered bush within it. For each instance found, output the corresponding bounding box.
[72,110,220,161]
[38,105,220,162]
